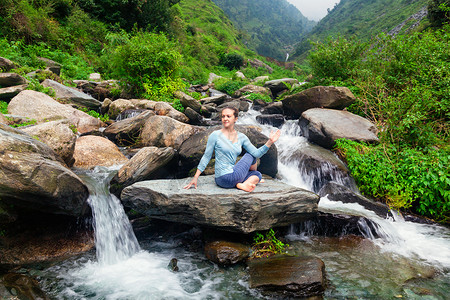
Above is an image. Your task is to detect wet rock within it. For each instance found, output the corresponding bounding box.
[256,114,285,128]
[184,107,206,125]
[0,202,17,224]
[116,108,148,121]
[178,125,278,177]
[300,108,379,149]
[263,78,298,96]
[73,135,128,169]
[0,73,27,87]
[21,120,77,167]
[104,110,154,146]
[0,124,89,215]
[121,175,319,234]
[107,98,136,119]
[140,115,203,150]
[260,102,283,115]
[319,182,392,218]
[0,57,19,72]
[205,241,250,265]
[2,273,50,300]
[251,98,268,111]
[111,146,176,193]
[248,255,326,297]
[168,258,179,272]
[8,90,104,134]
[41,79,101,109]
[0,84,28,100]
[282,86,356,118]
[174,90,202,113]
[233,84,272,98]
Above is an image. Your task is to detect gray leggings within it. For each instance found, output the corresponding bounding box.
[215,153,262,188]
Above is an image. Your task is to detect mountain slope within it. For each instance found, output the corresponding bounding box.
[212,0,316,61]
[293,0,429,60]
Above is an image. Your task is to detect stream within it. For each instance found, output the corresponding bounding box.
[35,108,449,299]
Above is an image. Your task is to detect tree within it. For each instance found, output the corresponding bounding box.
[428,0,450,27]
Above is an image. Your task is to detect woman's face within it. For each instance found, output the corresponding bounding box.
[221,108,237,129]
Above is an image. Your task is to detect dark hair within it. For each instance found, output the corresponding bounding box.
[221,106,239,118]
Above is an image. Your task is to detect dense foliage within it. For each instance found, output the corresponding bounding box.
[428,0,450,27]
[212,0,316,60]
[251,229,289,258]
[307,25,450,222]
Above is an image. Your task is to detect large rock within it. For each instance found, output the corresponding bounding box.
[256,114,284,128]
[0,57,19,72]
[246,59,273,74]
[121,175,319,233]
[319,182,392,218]
[108,98,136,119]
[73,135,128,169]
[0,73,27,87]
[174,91,202,113]
[2,273,50,299]
[104,110,155,146]
[21,120,77,167]
[111,146,176,192]
[37,57,62,75]
[263,78,298,96]
[0,113,8,125]
[154,101,189,123]
[0,84,28,100]
[279,141,355,193]
[300,108,379,149]
[200,94,228,106]
[204,241,250,265]
[140,115,203,150]
[260,102,283,115]
[41,79,101,109]
[282,86,356,118]
[248,255,326,297]
[0,124,89,215]
[8,90,104,134]
[233,85,272,98]
[178,125,278,177]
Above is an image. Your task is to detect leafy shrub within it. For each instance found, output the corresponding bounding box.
[0,101,8,114]
[219,52,244,70]
[172,99,184,112]
[78,107,109,122]
[26,77,56,97]
[214,78,247,96]
[335,139,450,223]
[251,229,289,259]
[428,0,450,27]
[244,92,272,103]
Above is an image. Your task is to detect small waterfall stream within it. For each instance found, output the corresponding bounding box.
[36,107,450,299]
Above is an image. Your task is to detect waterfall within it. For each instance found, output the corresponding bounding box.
[79,166,140,265]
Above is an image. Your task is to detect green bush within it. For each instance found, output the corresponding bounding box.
[251,229,289,259]
[244,92,272,103]
[335,139,450,223]
[214,78,247,96]
[219,52,244,70]
[0,101,8,114]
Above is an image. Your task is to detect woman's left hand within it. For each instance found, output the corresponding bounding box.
[269,129,281,143]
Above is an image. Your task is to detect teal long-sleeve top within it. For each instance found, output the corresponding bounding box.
[197,130,269,178]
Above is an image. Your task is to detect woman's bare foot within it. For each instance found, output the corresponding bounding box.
[236,175,260,192]
[236,182,256,192]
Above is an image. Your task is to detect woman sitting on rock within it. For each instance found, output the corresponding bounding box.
[184,106,281,192]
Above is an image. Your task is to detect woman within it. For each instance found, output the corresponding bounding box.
[183,106,281,192]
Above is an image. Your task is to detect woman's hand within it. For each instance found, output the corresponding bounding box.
[183,177,198,189]
[269,129,281,143]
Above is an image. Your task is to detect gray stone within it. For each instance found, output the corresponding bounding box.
[0,113,9,125]
[246,59,273,74]
[263,78,299,95]
[0,57,19,72]
[261,102,283,115]
[0,73,27,87]
[248,256,326,298]
[235,71,246,79]
[184,107,206,125]
[0,124,89,215]
[200,94,228,106]
[204,241,250,265]
[252,76,270,83]
[0,84,28,100]
[37,57,62,75]
[256,114,284,128]
[104,110,154,146]
[8,90,104,134]
[154,101,189,123]
[300,108,379,149]
[174,91,202,113]
[41,79,101,109]
[282,86,356,118]
[89,73,101,81]
[233,84,272,98]
[121,175,319,233]
[111,146,176,192]
[208,73,224,85]
[319,182,392,218]
[22,120,77,167]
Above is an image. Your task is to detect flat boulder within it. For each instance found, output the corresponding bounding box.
[299,108,379,149]
[0,73,27,87]
[248,255,326,298]
[0,84,28,100]
[21,120,77,167]
[121,175,319,233]
[73,135,128,169]
[8,90,104,134]
[0,57,19,71]
[0,124,89,215]
[282,86,356,118]
[41,79,101,109]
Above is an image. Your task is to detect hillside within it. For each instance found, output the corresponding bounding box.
[293,0,429,60]
[212,0,316,61]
